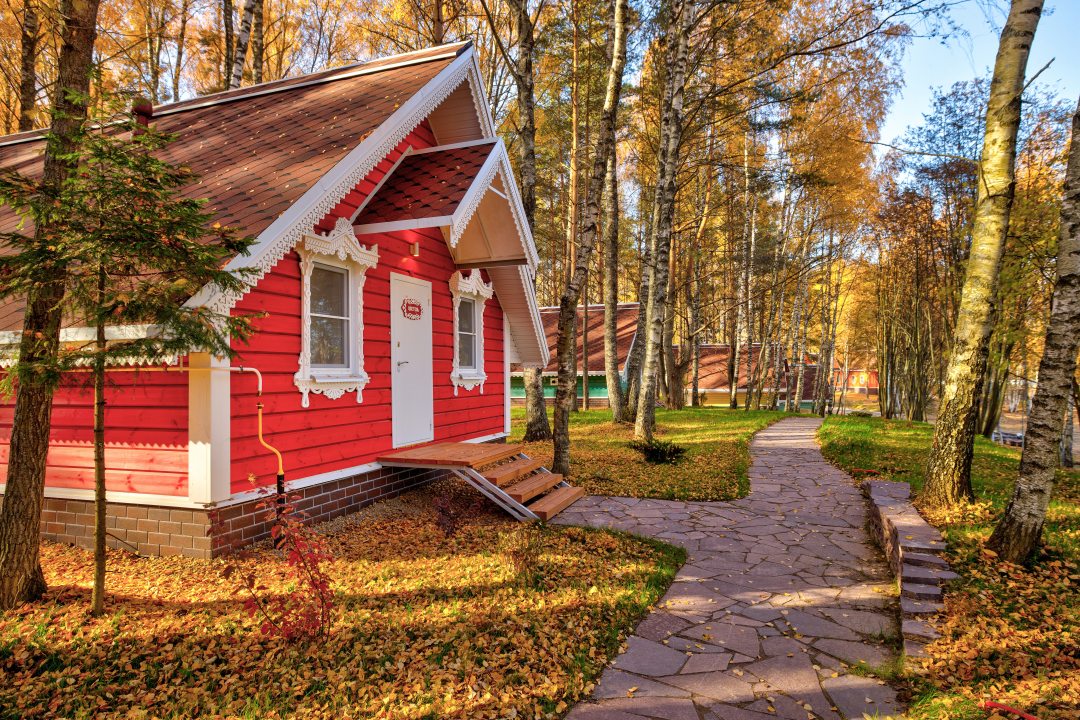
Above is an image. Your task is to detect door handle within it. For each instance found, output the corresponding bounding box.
[397,360,409,367]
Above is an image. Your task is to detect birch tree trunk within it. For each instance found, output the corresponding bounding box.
[634,0,693,441]
[923,0,1043,510]
[1062,392,1075,468]
[603,153,627,421]
[987,95,1080,562]
[229,0,257,89]
[551,0,629,474]
[18,1,39,131]
[0,0,102,610]
[489,0,551,441]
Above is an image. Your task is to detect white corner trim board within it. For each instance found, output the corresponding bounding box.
[449,269,493,395]
[294,217,380,408]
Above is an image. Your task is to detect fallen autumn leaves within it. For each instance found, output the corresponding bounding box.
[0,480,684,719]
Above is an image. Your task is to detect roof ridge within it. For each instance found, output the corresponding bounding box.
[152,42,469,117]
[0,42,470,147]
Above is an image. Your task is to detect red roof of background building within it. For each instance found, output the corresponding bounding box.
[0,44,466,332]
[518,303,639,374]
[353,141,496,225]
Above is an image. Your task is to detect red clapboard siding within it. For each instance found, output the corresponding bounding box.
[230,122,507,492]
[0,370,189,496]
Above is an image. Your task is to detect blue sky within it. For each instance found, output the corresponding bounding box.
[880,0,1080,142]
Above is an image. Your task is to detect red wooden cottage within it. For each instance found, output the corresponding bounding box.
[0,42,585,558]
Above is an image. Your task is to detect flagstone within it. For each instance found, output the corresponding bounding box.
[568,417,903,720]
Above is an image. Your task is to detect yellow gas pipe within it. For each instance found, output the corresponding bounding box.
[66,362,287,513]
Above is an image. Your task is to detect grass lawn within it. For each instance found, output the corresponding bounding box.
[510,406,783,501]
[0,480,684,720]
[818,416,1080,719]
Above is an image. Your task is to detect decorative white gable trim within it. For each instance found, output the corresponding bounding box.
[294,217,379,408]
[186,47,484,316]
[449,269,493,395]
[449,149,503,249]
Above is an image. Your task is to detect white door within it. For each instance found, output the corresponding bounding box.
[390,273,434,447]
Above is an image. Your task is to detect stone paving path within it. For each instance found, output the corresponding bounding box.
[557,417,904,720]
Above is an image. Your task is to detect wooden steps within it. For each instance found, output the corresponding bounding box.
[483,456,545,486]
[379,441,584,521]
[476,449,585,521]
[506,471,563,503]
[528,486,586,521]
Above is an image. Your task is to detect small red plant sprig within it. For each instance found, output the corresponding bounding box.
[215,476,335,642]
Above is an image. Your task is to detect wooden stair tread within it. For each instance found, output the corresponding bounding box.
[483,456,545,486]
[378,442,523,469]
[505,471,564,503]
[528,486,586,521]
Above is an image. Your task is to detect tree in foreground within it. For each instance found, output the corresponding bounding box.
[987,95,1080,563]
[0,0,102,611]
[550,0,629,475]
[921,0,1044,510]
[0,107,256,613]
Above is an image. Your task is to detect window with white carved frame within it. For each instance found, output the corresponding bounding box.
[449,269,493,395]
[294,218,379,408]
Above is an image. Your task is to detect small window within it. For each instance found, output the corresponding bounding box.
[448,269,493,395]
[310,264,349,367]
[457,298,476,369]
[293,219,379,408]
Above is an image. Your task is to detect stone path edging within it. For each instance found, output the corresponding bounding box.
[558,417,905,720]
[862,480,956,659]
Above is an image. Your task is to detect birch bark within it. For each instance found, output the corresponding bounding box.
[551,0,629,473]
[987,95,1080,561]
[603,153,627,421]
[924,0,1044,509]
[634,0,694,440]
[229,0,257,88]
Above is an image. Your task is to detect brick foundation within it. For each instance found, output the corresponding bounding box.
[13,465,448,559]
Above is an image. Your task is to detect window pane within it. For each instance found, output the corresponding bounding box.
[311,317,347,366]
[311,265,346,316]
[458,298,474,333]
[458,331,475,369]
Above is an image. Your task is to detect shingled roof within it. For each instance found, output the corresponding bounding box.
[0,43,466,333]
[354,141,496,225]
[515,303,640,375]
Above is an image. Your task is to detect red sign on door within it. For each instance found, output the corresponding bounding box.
[401,298,423,320]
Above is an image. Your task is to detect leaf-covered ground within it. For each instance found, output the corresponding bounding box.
[818,416,1080,719]
[511,407,782,501]
[0,480,684,720]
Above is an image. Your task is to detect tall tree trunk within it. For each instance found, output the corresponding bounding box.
[625,229,650,420]
[18,0,40,131]
[252,0,264,84]
[496,0,550,442]
[634,0,693,441]
[91,267,107,616]
[1062,391,1075,468]
[0,0,102,611]
[603,153,627,421]
[522,368,551,440]
[923,0,1043,510]
[229,0,257,88]
[987,95,1080,561]
[551,0,629,474]
[223,0,235,85]
[582,273,590,410]
[172,0,191,101]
